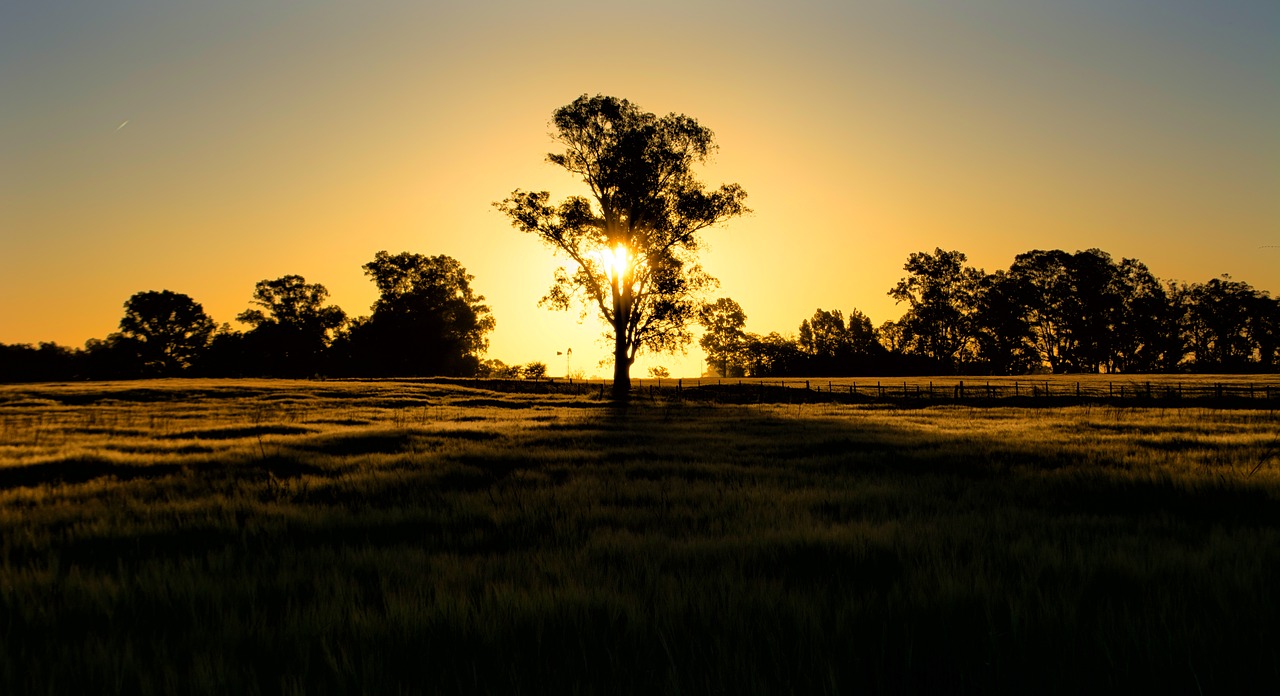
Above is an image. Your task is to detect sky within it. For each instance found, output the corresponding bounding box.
[3,0,1277,378]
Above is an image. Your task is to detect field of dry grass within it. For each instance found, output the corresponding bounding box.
[2,378,1278,694]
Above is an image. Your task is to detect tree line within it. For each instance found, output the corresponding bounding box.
[0,251,497,382]
[4,245,1276,383]
[699,247,1280,378]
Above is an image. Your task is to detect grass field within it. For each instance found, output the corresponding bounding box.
[2,378,1279,694]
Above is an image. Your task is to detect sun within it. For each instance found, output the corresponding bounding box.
[597,243,630,283]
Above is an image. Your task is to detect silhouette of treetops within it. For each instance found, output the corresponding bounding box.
[236,275,346,377]
[333,251,495,377]
[692,248,1276,378]
[1,238,1276,382]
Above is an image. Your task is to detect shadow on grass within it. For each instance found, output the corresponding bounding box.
[163,425,316,440]
[0,456,183,489]
[5,395,1279,695]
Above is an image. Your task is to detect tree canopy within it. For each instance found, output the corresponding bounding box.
[118,290,215,375]
[237,275,346,376]
[497,94,748,398]
[337,251,494,377]
[698,298,749,377]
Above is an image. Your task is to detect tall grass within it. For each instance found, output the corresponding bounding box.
[1,379,1278,694]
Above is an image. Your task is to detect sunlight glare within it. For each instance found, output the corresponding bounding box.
[597,243,630,283]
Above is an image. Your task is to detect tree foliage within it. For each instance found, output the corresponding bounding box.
[237,275,346,376]
[888,248,983,372]
[118,290,216,375]
[698,297,749,377]
[497,94,748,398]
[339,251,494,376]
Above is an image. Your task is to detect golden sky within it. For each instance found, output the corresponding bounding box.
[3,0,1277,377]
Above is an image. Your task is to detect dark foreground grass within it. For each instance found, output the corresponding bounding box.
[1,379,1279,695]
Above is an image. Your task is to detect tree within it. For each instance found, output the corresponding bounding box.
[795,308,886,375]
[0,342,81,382]
[971,270,1038,375]
[236,275,346,376]
[497,94,748,399]
[118,290,216,374]
[1183,275,1264,370]
[698,297,749,377]
[522,362,548,380]
[478,358,521,379]
[1111,258,1178,372]
[339,252,494,376]
[888,249,982,371]
[741,332,803,377]
[798,309,852,361]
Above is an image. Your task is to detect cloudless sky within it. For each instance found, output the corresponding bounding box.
[3,0,1277,377]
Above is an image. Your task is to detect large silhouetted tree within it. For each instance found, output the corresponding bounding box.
[339,252,494,376]
[497,94,748,399]
[237,275,346,376]
[118,290,215,374]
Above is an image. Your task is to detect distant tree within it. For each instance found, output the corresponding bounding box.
[1064,249,1124,372]
[877,319,908,354]
[339,252,494,376]
[1248,293,1280,370]
[844,309,882,356]
[698,298,749,377]
[497,94,748,399]
[798,309,852,360]
[118,290,215,374]
[478,358,521,379]
[523,362,548,380]
[647,365,670,379]
[1003,249,1073,372]
[237,275,346,376]
[741,332,803,377]
[795,308,887,375]
[1183,275,1265,370]
[971,270,1038,375]
[888,248,982,371]
[193,324,249,377]
[0,342,81,382]
[82,334,145,379]
[1111,258,1178,372]
[1002,249,1129,373]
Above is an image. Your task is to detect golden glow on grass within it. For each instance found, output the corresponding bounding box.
[2,379,1280,692]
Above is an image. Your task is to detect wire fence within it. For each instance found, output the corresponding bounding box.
[468,375,1280,407]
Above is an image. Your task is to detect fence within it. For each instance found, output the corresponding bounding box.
[476,375,1280,407]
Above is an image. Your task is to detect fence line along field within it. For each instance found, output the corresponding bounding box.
[616,373,1280,404]
[2,378,1278,694]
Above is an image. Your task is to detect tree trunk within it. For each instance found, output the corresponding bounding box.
[611,280,631,401]
[612,333,630,400]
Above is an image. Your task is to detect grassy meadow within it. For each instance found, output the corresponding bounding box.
[1,378,1279,694]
